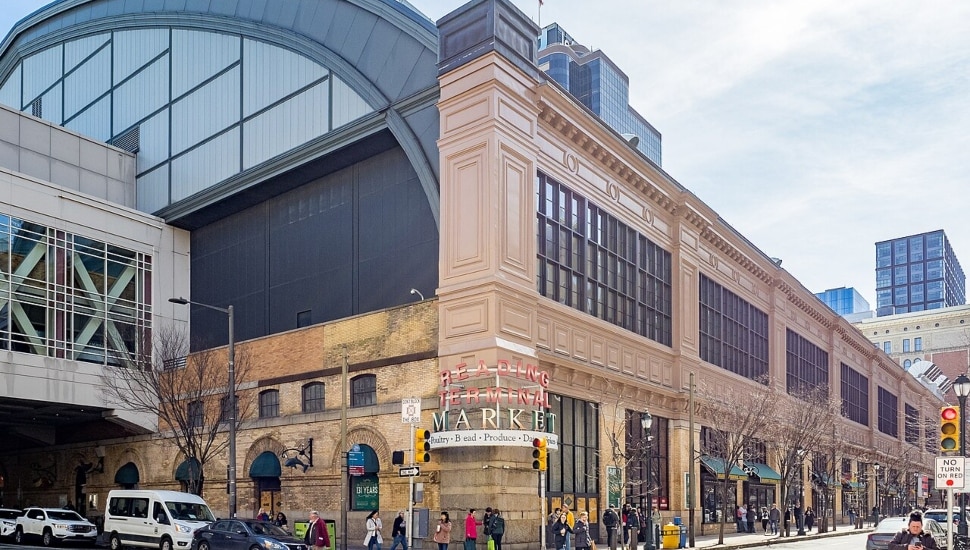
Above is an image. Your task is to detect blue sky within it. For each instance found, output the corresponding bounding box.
[3,0,969,310]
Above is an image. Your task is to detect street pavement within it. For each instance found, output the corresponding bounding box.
[661,523,872,549]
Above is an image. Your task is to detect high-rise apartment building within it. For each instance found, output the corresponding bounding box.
[815,286,871,319]
[875,230,966,317]
[537,23,662,165]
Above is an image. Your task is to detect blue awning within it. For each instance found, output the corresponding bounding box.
[249,451,282,478]
[115,462,140,485]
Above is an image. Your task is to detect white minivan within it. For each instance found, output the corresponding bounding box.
[104,490,215,550]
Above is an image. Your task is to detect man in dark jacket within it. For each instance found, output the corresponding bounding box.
[888,513,938,550]
[603,506,619,550]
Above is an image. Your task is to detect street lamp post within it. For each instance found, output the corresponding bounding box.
[873,462,881,526]
[953,373,970,535]
[641,411,654,550]
[170,297,236,518]
[796,450,807,536]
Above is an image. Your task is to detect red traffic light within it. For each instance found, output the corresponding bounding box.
[943,407,959,421]
[533,438,543,447]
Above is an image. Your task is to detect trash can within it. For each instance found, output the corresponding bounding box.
[661,523,679,549]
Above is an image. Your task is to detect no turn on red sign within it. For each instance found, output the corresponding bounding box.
[936,456,967,490]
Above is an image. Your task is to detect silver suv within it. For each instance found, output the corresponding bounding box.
[15,507,97,546]
[0,508,21,539]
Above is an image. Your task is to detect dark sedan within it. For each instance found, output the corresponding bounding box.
[192,520,308,550]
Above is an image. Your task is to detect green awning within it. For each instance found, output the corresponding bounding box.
[115,462,140,485]
[175,458,201,481]
[249,451,282,478]
[744,461,781,484]
[700,457,746,481]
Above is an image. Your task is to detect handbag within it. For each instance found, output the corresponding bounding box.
[590,541,597,550]
[487,538,495,550]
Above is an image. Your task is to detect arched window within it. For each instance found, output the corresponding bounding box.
[903,359,912,369]
[302,382,325,413]
[351,375,376,407]
[349,444,380,511]
[259,390,279,418]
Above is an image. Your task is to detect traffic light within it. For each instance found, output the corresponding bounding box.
[532,437,548,470]
[941,406,960,452]
[415,429,431,463]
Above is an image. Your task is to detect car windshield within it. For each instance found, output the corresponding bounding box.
[875,518,909,533]
[248,522,289,537]
[47,511,85,521]
[165,502,215,522]
[0,510,20,520]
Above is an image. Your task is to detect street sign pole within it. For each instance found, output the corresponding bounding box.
[402,397,420,550]
[948,488,954,550]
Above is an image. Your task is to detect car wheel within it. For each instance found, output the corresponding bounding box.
[198,541,211,550]
[250,545,262,550]
[111,534,124,550]
[14,528,24,545]
[160,537,173,550]
[42,528,53,547]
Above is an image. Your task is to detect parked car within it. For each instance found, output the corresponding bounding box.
[0,508,22,539]
[923,509,963,530]
[866,515,948,550]
[14,507,97,546]
[191,519,308,550]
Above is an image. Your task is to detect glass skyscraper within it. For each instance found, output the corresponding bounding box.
[875,230,966,317]
[537,23,662,165]
[815,287,870,316]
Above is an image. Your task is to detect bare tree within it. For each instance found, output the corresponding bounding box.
[697,378,777,545]
[766,387,836,536]
[600,383,655,507]
[101,325,252,495]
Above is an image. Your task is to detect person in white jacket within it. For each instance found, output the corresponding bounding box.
[365,510,383,550]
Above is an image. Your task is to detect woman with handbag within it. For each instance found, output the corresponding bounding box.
[433,511,453,550]
[365,510,383,550]
[573,512,592,550]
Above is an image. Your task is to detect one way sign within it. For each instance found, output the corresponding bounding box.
[936,456,966,490]
[399,466,420,477]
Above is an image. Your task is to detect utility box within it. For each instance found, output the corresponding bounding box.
[412,508,429,549]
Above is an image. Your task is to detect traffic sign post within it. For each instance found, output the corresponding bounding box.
[936,456,967,550]
[401,398,421,550]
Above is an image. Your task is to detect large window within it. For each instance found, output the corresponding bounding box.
[904,404,919,445]
[840,363,868,426]
[877,387,898,437]
[536,173,672,346]
[624,410,668,510]
[188,401,203,428]
[0,214,152,364]
[259,390,279,418]
[546,394,600,501]
[699,274,769,382]
[786,329,829,396]
[302,382,325,413]
[351,374,376,407]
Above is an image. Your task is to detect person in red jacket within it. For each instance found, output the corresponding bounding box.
[464,509,482,550]
[888,513,938,550]
[305,511,330,550]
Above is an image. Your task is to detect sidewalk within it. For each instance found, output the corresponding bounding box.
[671,523,873,549]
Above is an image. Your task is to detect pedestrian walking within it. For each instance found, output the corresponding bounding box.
[621,504,631,550]
[573,512,591,550]
[804,508,815,532]
[746,504,755,534]
[366,510,384,550]
[761,507,769,535]
[389,511,408,550]
[625,507,640,550]
[649,507,662,550]
[305,511,330,550]
[603,506,619,550]
[768,504,780,535]
[553,511,573,550]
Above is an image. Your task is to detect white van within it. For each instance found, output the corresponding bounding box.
[104,490,215,550]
